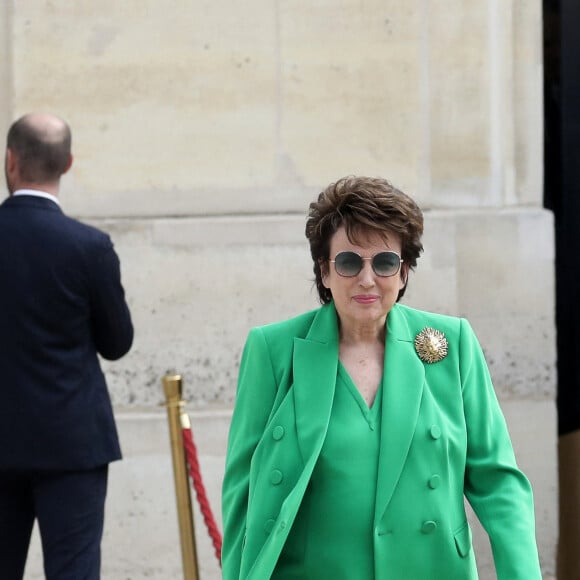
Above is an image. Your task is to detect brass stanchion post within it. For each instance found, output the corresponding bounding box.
[163,374,199,580]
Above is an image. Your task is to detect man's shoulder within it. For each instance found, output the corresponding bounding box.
[61,214,111,243]
[0,195,111,244]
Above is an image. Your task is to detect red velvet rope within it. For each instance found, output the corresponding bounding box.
[182,426,223,565]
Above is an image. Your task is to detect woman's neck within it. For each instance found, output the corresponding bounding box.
[339,318,386,346]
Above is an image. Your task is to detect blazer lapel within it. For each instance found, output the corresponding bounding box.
[292,303,339,463]
[248,308,340,580]
[375,304,425,522]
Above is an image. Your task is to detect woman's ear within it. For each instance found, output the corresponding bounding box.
[320,259,330,288]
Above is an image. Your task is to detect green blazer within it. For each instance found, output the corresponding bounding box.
[222,302,542,579]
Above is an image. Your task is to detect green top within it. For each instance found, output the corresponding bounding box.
[273,362,383,579]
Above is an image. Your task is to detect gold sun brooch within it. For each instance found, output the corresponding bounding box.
[414,327,449,363]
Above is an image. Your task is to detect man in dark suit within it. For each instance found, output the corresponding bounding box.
[0,113,134,579]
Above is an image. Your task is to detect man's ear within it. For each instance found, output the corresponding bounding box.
[5,148,16,172]
[62,154,73,175]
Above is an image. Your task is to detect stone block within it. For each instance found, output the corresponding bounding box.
[12,0,279,214]
[279,0,424,193]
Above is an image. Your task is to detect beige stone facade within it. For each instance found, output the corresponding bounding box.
[3,0,555,578]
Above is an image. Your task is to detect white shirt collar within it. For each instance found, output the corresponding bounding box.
[12,189,60,206]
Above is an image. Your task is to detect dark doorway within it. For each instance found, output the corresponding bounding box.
[543,0,580,577]
[543,0,580,437]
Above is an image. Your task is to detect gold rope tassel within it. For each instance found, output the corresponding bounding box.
[163,374,200,580]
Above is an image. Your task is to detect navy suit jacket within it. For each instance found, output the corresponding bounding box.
[0,194,134,470]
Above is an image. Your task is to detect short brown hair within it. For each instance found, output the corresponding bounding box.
[6,115,71,183]
[305,176,424,304]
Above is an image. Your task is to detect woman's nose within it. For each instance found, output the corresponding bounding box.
[358,261,375,286]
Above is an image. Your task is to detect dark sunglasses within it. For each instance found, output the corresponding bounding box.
[329,251,403,278]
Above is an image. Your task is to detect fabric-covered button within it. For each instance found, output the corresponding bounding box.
[264,519,275,534]
[421,520,437,534]
[272,426,285,441]
[270,469,283,485]
[429,425,442,440]
[428,475,441,489]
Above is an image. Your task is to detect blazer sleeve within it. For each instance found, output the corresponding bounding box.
[221,327,278,580]
[88,234,134,360]
[459,318,542,579]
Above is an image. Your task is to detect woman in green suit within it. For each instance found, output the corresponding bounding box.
[222,176,542,579]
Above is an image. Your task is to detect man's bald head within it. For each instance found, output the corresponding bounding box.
[6,113,72,186]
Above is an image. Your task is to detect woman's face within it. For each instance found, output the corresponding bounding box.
[322,226,407,332]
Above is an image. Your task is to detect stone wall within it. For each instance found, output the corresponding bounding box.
[2,0,555,578]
